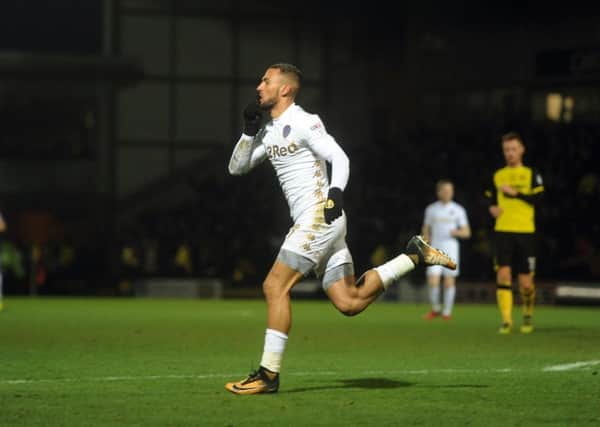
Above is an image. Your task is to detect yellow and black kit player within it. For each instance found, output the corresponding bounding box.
[485,132,544,334]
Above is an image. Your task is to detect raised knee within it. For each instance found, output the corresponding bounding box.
[340,307,359,317]
[336,300,359,317]
[342,309,359,317]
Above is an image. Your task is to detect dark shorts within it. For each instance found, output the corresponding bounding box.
[493,232,536,274]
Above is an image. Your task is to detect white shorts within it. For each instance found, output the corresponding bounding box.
[277,209,354,289]
[425,240,460,277]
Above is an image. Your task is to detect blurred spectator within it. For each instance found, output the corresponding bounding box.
[231,257,257,287]
[118,238,140,296]
[105,120,600,289]
[141,236,159,276]
[173,241,193,276]
[31,243,48,293]
[0,240,26,291]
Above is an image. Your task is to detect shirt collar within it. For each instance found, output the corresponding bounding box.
[272,103,296,123]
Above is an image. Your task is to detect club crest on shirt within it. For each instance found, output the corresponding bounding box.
[283,125,291,138]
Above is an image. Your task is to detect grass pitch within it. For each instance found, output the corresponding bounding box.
[1,297,599,426]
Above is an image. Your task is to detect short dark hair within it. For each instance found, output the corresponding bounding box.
[268,63,303,87]
[501,131,524,145]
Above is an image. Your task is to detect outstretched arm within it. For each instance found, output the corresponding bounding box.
[228,134,267,175]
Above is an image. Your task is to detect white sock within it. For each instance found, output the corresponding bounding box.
[429,286,441,312]
[259,328,288,373]
[443,286,456,316]
[374,254,415,289]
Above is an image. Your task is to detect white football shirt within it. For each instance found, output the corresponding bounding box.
[229,103,349,222]
[423,200,469,246]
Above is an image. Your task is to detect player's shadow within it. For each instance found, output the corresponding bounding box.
[284,378,490,394]
[417,384,489,389]
[340,378,413,389]
[283,377,414,394]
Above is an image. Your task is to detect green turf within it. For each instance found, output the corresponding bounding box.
[1,297,599,426]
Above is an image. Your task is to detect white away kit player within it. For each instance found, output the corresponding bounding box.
[224,63,457,395]
[421,180,471,320]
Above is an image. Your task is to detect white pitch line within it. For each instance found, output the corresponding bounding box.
[542,360,600,372]
[0,367,513,386]
[0,362,595,386]
[0,373,235,385]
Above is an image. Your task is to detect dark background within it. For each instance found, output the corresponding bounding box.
[0,0,599,296]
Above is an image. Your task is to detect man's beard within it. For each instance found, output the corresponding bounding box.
[259,97,276,111]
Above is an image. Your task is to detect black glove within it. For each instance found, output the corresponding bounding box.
[243,102,263,136]
[324,187,344,224]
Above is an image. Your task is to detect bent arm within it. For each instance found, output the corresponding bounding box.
[484,175,502,218]
[452,224,471,239]
[504,169,544,206]
[512,190,543,206]
[228,134,267,175]
[452,208,471,239]
[307,134,350,190]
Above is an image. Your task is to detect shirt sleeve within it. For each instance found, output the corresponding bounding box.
[423,206,433,227]
[513,168,544,205]
[228,134,267,175]
[457,206,469,228]
[302,115,350,191]
[531,168,544,194]
[484,173,497,206]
